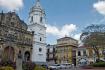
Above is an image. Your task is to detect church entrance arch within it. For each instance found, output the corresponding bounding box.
[24,51,30,62]
[4,46,15,61]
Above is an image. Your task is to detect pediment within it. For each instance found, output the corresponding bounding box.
[0,12,27,30]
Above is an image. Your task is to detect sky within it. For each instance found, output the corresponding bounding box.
[0,0,105,44]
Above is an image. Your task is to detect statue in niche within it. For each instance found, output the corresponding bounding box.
[18,50,22,59]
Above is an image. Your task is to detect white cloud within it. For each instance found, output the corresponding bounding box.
[73,33,83,47]
[0,0,24,11]
[46,24,59,36]
[73,33,81,41]
[93,0,105,15]
[46,24,77,38]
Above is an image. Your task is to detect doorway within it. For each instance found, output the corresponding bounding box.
[24,51,30,62]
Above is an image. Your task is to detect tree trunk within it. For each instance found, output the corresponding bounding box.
[92,45,100,62]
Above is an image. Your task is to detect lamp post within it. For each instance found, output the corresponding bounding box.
[93,53,96,63]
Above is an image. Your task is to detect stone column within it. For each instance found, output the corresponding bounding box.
[16,51,22,70]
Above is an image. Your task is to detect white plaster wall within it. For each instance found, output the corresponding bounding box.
[32,43,46,62]
[28,3,46,63]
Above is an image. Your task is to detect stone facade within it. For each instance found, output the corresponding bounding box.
[0,12,33,62]
[77,47,89,66]
[56,37,78,65]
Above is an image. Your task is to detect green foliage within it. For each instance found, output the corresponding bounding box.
[22,62,46,70]
[22,62,35,70]
[92,62,105,67]
[81,24,105,61]
[81,24,105,46]
[34,65,46,70]
[0,60,16,69]
[0,66,14,70]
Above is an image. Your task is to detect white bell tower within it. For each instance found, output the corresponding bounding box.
[28,0,46,64]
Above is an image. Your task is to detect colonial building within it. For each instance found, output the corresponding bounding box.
[77,46,105,66]
[46,44,57,65]
[28,0,46,64]
[77,46,89,66]
[56,37,78,65]
[0,12,33,62]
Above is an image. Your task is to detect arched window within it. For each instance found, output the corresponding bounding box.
[78,51,81,56]
[39,48,42,52]
[40,37,42,41]
[40,17,42,23]
[31,16,33,22]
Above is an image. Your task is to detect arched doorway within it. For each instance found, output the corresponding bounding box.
[24,51,30,62]
[4,46,15,61]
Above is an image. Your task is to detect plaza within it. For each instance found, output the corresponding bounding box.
[0,0,105,70]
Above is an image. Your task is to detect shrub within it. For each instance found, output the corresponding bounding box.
[92,62,105,67]
[22,62,46,70]
[0,60,16,69]
[22,62,36,70]
[0,66,14,70]
[34,65,46,70]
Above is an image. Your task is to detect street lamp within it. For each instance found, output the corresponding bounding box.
[93,53,96,63]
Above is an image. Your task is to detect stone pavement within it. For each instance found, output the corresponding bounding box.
[80,68,105,70]
[60,67,105,70]
[47,67,105,70]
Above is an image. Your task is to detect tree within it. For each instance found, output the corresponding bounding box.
[81,24,105,62]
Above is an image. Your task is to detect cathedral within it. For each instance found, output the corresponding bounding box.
[0,0,46,64]
[0,12,34,62]
[28,0,47,64]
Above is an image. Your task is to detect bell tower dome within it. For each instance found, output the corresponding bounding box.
[28,0,46,26]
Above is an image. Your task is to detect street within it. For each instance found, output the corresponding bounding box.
[60,68,80,70]
[48,66,81,70]
[60,67,80,70]
[58,67,105,70]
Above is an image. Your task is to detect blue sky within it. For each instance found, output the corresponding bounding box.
[0,0,105,44]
